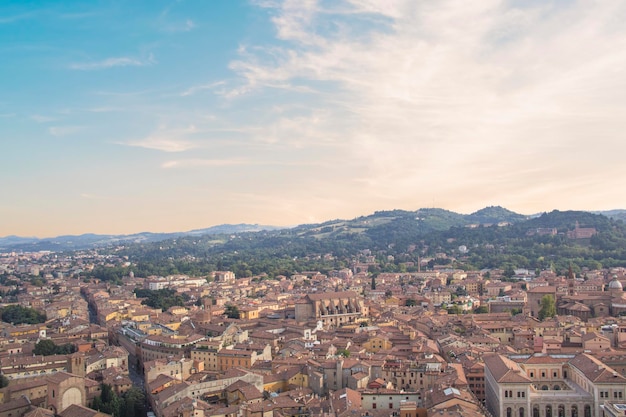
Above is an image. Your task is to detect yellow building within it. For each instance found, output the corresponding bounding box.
[240,307,259,320]
[363,334,393,353]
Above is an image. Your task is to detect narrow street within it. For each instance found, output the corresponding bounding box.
[84,292,147,395]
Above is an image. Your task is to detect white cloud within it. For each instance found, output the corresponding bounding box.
[123,125,199,152]
[225,0,626,212]
[80,193,105,200]
[31,114,56,123]
[161,158,248,169]
[0,12,37,24]
[160,18,196,32]
[180,81,225,97]
[70,53,156,70]
[49,126,82,137]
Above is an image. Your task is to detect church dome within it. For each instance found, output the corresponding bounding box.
[609,275,623,290]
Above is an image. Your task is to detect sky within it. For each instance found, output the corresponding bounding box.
[2,0,626,237]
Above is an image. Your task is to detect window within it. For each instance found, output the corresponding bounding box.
[542,372,546,378]
[373,404,377,409]
[530,372,534,378]
[389,404,393,409]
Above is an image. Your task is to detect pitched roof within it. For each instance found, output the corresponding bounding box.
[58,404,108,417]
[568,353,626,383]
[306,291,359,301]
[484,353,531,383]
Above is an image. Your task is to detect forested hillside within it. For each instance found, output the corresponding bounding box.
[87,208,626,282]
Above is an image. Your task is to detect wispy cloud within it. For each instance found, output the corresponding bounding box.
[80,193,106,200]
[161,158,248,169]
[31,115,56,123]
[70,54,156,70]
[57,12,99,20]
[123,125,199,152]
[180,81,225,97]
[225,0,626,212]
[49,126,82,137]
[86,107,124,113]
[0,11,37,24]
[161,18,196,32]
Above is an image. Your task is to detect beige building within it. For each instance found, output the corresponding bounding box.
[485,352,626,417]
[294,291,367,326]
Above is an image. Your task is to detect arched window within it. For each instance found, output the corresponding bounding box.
[571,405,578,417]
[533,407,540,417]
[584,405,591,417]
[519,408,525,417]
[542,385,549,391]
[507,408,512,417]
[546,405,552,417]
[558,405,565,417]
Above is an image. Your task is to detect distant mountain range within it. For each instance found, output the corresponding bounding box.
[2,207,626,253]
[0,224,282,252]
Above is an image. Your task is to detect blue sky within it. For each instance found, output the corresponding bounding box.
[2,0,626,237]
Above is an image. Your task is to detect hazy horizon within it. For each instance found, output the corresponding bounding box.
[3,0,626,237]
[3,205,625,240]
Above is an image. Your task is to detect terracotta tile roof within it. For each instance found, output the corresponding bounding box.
[569,353,626,383]
[23,406,55,417]
[306,291,359,301]
[58,404,107,417]
[523,355,566,365]
[484,353,531,383]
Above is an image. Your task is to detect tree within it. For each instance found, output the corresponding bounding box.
[337,348,350,357]
[225,305,240,319]
[1,305,46,324]
[33,340,57,356]
[34,339,76,356]
[371,275,376,290]
[0,374,8,388]
[538,295,556,320]
[447,305,463,315]
[474,305,489,314]
[123,387,145,417]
